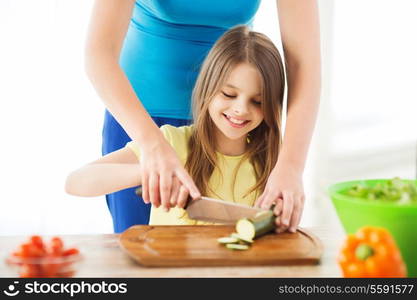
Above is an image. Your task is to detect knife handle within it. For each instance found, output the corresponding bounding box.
[134,186,193,209]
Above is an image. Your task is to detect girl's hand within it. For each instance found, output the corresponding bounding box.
[254,166,305,233]
[169,177,192,209]
[140,138,200,211]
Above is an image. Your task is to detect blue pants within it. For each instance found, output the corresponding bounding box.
[102,110,191,233]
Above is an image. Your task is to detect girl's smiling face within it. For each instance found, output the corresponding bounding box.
[208,62,264,155]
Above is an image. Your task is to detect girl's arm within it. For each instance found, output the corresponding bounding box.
[84,0,200,208]
[256,0,321,233]
[65,148,141,197]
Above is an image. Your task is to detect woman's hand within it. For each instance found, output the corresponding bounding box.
[139,138,200,211]
[255,165,305,233]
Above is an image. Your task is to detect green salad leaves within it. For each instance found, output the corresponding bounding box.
[346,177,417,204]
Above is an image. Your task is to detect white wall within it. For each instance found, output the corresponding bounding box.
[318,0,417,189]
[0,0,111,235]
[0,0,416,236]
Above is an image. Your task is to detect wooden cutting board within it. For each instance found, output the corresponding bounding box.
[119,225,323,267]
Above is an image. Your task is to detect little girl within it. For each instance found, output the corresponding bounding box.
[66,25,286,228]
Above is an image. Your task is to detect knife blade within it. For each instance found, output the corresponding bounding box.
[134,187,266,224]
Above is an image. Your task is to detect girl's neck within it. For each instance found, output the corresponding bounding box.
[214,131,247,156]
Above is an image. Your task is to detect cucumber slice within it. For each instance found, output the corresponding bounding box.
[230,233,254,244]
[226,243,250,250]
[217,237,239,244]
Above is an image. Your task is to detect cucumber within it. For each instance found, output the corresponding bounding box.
[236,210,276,241]
[218,210,276,251]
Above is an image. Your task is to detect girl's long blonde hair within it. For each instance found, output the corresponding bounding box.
[185,25,286,199]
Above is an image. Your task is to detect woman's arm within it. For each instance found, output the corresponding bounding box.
[65,148,141,197]
[276,0,321,173]
[85,0,160,146]
[256,0,321,233]
[84,0,200,208]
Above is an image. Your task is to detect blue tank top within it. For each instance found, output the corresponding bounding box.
[119,0,261,119]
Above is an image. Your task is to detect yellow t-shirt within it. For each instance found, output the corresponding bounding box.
[126,124,258,225]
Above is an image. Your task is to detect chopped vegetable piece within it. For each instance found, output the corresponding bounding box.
[226,243,249,250]
[345,177,417,204]
[7,235,81,278]
[217,237,239,244]
[230,233,253,244]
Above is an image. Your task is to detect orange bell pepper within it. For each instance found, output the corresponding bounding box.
[338,226,407,277]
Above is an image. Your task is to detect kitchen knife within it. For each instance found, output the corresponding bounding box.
[134,187,266,224]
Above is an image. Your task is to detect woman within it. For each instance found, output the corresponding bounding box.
[68,25,286,228]
[84,0,321,233]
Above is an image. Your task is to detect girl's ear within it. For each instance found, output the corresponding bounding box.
[88,147,139,165]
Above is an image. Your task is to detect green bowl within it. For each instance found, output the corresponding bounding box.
[328,179,417,277]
